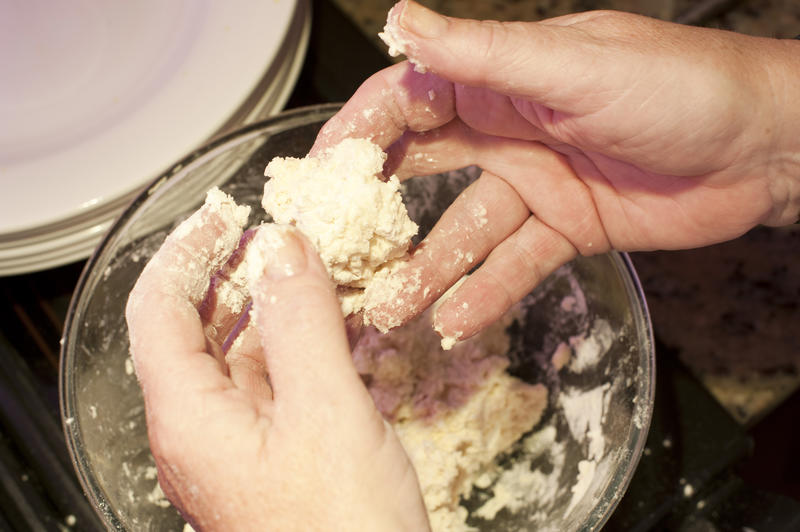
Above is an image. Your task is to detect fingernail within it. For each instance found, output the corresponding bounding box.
[400,0,449,39]
[249,224,307,281]
[433,318,461,351]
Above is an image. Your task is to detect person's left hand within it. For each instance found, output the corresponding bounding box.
[310,2,800,343]
[125,193,430,531]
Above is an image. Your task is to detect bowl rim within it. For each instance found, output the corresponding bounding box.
[59,102,655,531]
[587,250,655,530]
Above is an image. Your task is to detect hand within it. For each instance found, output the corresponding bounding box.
[313,0,800,343]
[125,193,430,531]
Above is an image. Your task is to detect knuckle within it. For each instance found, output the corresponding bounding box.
[511,236,545,286]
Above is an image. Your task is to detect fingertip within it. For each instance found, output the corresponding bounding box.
[397,0,450,41]
[362,259,433,333]
[379,1,598,110]
[134,187,250,308]
[245,225,358,400]
[245,224,334,326]
[380,1,470,70]
[311,61,455,157]
[429,275,478,349]
[246,224,311,293]
[379,1,448,73]
[378,1,415,58]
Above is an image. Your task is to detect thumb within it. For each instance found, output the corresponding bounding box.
[381,0,632,112]
[246,224,368,406]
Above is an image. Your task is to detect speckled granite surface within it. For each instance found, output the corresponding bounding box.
[632,226,799,376]
[330,0,800,424]
[632,226,800,424]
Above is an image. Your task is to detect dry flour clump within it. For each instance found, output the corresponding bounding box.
[262,138,418,315]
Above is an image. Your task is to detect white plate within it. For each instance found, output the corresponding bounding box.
[0,0,297,237]
[0,0,311,276]
[0,225,105,276]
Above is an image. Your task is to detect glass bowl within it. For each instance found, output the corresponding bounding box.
[60,103,655,531]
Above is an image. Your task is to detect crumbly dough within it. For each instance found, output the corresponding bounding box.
[262,138,418,315]
[353,307,548,530]
[378,2,428,73]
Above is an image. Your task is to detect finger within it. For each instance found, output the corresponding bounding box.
[367,131,610,333]
[313,63,548,161]
[383,119,482,179]
[453,84,551,142]
[246,225,373,407]
[345,312,364,351]
[381,0,634,113]
[311,62,455,155]
[433,215,578,343]
[475,141,611,256]
[126,188,251,414]
[385,117,550,180]
[199,228,257,347]
[224,316,274,407]
[389,123,610,255]
[362,170,530,331]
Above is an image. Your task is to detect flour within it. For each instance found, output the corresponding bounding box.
[569,319,614,373]
[470,203,488,228]
[431,275,470,350]
[460,303,620,530]
[146,478,170,509]
[132,187,250,312]
[566,459,597,515]
[378,2,429,73]
[473,426,563,521]
[353,305,548,530]
[262,138,418,317]
[211,232,262,315]
[361,260,424,331]
[351,285,620,530]
[124,357,134,376]
[560,383,609,463]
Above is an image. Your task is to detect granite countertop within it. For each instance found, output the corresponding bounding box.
[632,226,800,425]
[332,0,800,425]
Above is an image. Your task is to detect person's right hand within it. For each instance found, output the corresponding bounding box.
[313,0,800,342]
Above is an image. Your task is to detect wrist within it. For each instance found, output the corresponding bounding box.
[761,37,800,226]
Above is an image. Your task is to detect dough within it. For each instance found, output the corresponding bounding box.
[262,138,418,316]
[353,307,548,530]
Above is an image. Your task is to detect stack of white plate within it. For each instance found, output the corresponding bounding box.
[0,0,310,276]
